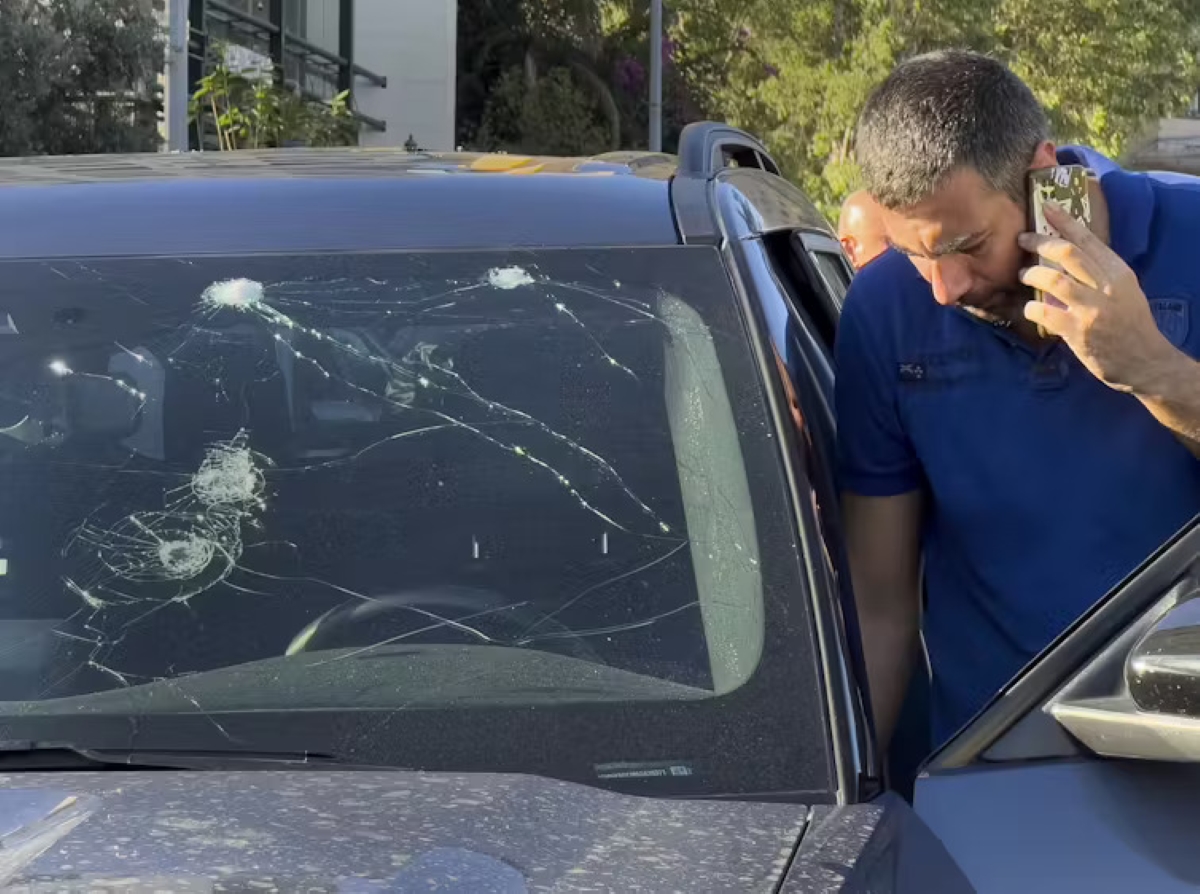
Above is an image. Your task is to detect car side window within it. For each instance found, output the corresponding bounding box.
[751,242,875,780]
[794,231,853,311]
[805,243,853,307]
[761,229,851,364]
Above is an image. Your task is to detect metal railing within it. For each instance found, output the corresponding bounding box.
[187,0,388,148]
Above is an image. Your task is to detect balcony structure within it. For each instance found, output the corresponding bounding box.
[183,0,456,150]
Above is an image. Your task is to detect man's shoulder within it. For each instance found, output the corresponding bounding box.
[1146,170,1200,224]
[1143,168,1200,190]
[837,250,935,365]
[1136,172,1200,352]
[844,249,930,317]
[1137,169,1200,282]
[1064,146,1200,255]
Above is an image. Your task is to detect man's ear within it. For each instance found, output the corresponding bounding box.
[1028,140,1058,170]
[840,235,857,263]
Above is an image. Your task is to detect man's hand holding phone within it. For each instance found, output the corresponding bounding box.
[1019,202,1180,395]
[1025,165,1091,336]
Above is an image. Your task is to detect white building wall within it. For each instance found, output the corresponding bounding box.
[352,0,457,151]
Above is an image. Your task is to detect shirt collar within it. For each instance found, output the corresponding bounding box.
[1055,145,1155,265]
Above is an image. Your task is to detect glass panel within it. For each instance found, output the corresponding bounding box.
[0,246,825,795]
[811,250,851,305]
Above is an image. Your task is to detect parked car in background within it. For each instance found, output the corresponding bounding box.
[0,127,1196,893]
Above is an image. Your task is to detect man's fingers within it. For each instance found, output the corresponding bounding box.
[1043,201,1104,256]
[1017,232,1101,289]
[1023,298,1074,336]
[1020,263,1090,307]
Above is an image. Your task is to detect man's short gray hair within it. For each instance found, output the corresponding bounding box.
[855,49,1050,210]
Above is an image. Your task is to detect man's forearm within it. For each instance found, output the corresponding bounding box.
[858,606,920,750]
[1133,348,1200,457]
[842,490,925,752]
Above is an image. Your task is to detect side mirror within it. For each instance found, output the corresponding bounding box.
[1045,581,1200,763]
[1127,596,1200,717]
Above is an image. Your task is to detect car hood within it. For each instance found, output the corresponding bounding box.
[0,770,810,892]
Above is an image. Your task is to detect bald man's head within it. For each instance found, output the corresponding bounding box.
[837,190,888,269]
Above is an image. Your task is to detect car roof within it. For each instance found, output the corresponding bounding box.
[0,149,686,259]
[0,149,681,185]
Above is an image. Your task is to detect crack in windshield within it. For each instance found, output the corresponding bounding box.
[0,250,765,756]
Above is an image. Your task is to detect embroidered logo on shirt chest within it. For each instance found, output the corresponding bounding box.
[1148,297,1191,348]
[896,347,981,386]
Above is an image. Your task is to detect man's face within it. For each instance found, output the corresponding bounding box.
[879,147,1054,319]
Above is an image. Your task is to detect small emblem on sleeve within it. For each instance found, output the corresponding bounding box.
[1148,297,1191,348]
[897,362,926,382]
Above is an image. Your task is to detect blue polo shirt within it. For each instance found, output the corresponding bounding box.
[835,147,1200,745]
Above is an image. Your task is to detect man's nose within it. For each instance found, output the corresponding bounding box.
[929,257,972,306]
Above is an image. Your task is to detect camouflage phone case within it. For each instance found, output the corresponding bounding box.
[1027,165,1092,338]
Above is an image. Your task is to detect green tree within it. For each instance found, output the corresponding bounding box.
[993,0,1200,157]
[670,0,1200,216]
[458,0,620,153]
[457,0,695,155]
[0,0,162,157]
[474,66,611,155]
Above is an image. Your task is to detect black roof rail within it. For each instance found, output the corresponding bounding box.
[670,122,784,244]
[676,122,782,179]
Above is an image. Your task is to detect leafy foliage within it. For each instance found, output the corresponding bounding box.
[668,0,1200,215]
[474,67,611,156]
[189,45,358,150]
[457,0,694,155]
[0,0,162,157]
[455,0,1200,216]
[993,0,1200,157]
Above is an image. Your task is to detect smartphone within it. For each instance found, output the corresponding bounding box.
[1026,165,1092,337]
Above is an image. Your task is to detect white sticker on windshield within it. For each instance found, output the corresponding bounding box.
[595,760,696,780]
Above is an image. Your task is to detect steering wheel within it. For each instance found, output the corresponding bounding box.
[285,585,607,666]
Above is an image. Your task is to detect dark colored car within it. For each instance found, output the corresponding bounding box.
[0,126,1197,893]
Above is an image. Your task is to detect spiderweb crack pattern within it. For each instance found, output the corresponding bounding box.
[36,262,729,704]
[191,274,672,535]
[57,430,269,685]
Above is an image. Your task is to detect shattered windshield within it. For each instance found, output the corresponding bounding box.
[0,246,823,794]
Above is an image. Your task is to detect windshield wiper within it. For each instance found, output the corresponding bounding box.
[0,740,387,771]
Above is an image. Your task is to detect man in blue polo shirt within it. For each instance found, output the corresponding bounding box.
[836,48,1200,754]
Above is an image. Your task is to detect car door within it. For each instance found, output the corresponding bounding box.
[706,177,876,774]
[912,514,1200,894]
[732,216,987,892]
[700,161,979,888]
